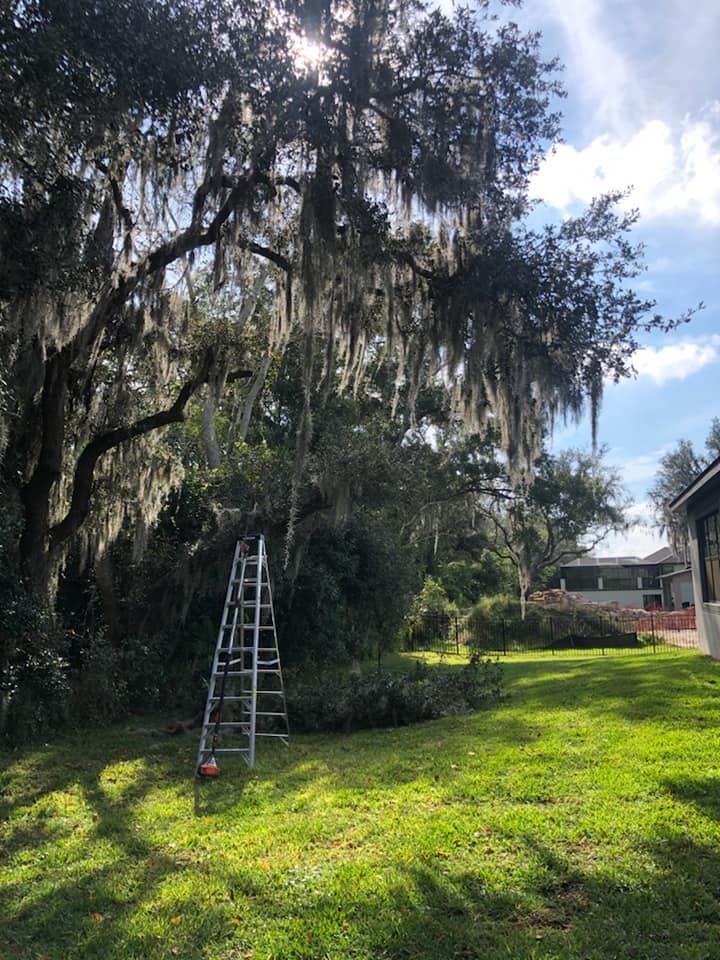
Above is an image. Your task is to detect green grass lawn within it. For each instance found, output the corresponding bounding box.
[3,651,720,959]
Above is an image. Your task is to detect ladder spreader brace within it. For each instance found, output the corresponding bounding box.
[196,535,289,776]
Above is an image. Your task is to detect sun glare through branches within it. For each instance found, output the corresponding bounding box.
[292,33,326,73]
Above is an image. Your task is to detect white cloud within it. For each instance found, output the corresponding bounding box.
[533,0,720,137]
[608,449,669,485]
[540,0,638,132]
[631,336,720,384]
[530,110,720,225]
[585,503,666,559]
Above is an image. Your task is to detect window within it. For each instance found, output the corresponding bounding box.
[598,566,637,591]
[698,511,720,602]
[564,567,599,590]
[634,565,659,588]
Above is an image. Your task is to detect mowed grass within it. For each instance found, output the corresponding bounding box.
[3,652,720,959]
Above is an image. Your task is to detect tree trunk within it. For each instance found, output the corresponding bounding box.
[94,552,123,644]
[18,351,69,597]
[201,388,222,468]
[518,569,530,621]
[237,355,272,441]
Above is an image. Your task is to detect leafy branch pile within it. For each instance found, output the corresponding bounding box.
[286,658,504,733]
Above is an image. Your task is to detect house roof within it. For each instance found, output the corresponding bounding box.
[642,546,677,564]
[562,547,680,568]
[669,453,720,512]
[657,567,692,581]
[563,556,640,567]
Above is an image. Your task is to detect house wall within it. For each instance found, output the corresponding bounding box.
[686,485,720,659]
[660,570,694,608]
[669,571,694,608]
[560,588,661,609]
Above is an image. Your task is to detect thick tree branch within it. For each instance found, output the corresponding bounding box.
[19,350,70,585]
[400,483,513,537]
[545,529,613,570]
[49,363,252,550]
[237,354,273,441]
[70,173,291,362]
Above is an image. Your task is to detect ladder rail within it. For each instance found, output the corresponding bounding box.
[196,541,243,769]
[248,534,263,769]
[197,535,289,774]
[261,553,290,738]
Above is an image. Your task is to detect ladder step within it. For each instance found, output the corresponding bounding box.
[202,710,286,728]
[208,688,285,695]
[219,655,276,662]
[206,722,251,729]
[206,711,285,720]
[207,695,285,706]
[219,646,278,652]
[217,651,278,657]
[212,669,281,677]
[198,536,288,773]
[203,738,288,747]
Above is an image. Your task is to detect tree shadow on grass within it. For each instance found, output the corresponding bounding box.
[5,653,720,958]
[0,729,202,959]
[0,724,185,814]
[501,653,720,726]
[371,829,720,960]
[193,768,250,816]
[664,775,720,823]
[0,706,538,959]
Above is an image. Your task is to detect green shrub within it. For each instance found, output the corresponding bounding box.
[1,639,71,740]
[410,577,454,618]
[278,518,416,667]
[463,595,549,651]
[285,659,503,733]
[68,630,171,723]
[0,597,71,740]
[466,594,547,623]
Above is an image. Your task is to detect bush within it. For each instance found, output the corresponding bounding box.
[466,594,547,623]
[1,638,71,741]
[286,658,503,733]
[278,518,416,667]
[463,594,629,652]
[68,630,172,724]
[462,595,549,651]
[410,577,454,618]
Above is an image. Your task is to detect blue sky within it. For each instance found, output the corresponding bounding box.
[500,0,720,557]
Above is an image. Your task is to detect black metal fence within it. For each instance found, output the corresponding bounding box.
[403,609,698,658]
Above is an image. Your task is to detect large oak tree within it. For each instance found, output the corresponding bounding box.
[0,0,677,607]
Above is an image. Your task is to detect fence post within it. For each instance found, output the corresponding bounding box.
[549,617,555,655]
[501,618,507,656]
[651,609,657,654]
[455,614,460,656]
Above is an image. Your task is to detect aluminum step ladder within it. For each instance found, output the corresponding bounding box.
[196,535,289,774]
